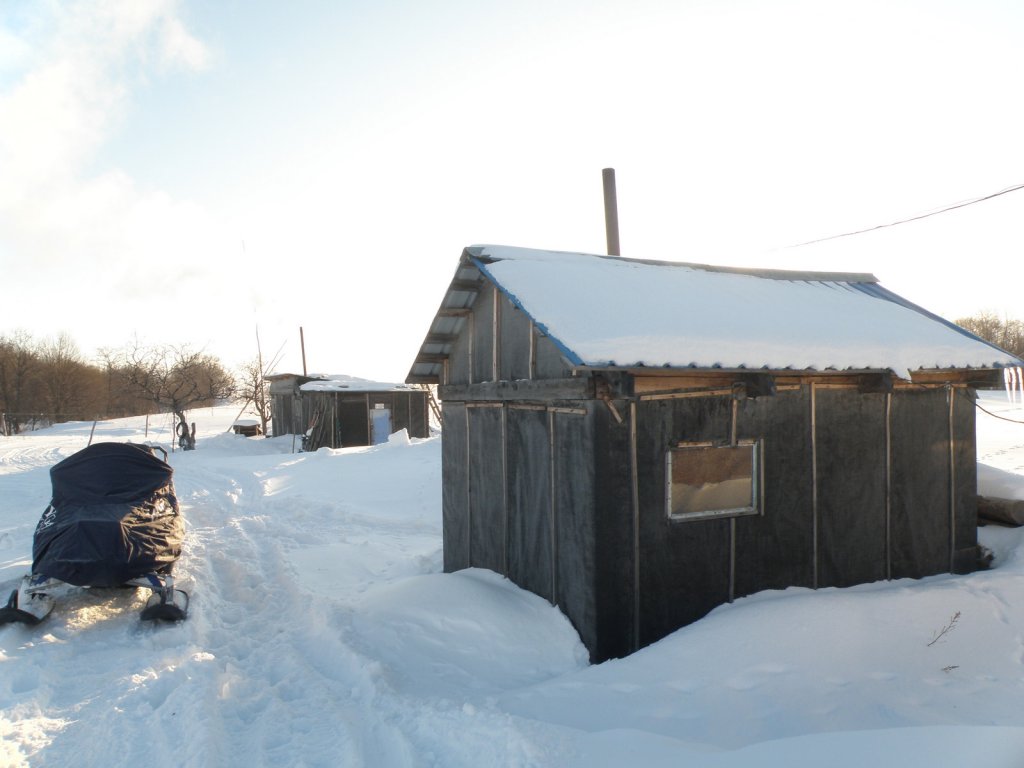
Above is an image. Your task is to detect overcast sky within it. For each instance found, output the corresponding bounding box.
[2,0,1024,382]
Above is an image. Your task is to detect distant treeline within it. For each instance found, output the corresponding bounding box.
[955,312,1024,359]
[0,331,262,435]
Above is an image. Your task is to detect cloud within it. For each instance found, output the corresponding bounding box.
[0,0,208,199]
[0,0,227,355]
[0,4,218,267]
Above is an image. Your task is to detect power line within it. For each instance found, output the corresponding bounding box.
[787,182,1024,249]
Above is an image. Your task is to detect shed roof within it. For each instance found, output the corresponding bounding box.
[407,245,1020,383]
[299,373,418,394]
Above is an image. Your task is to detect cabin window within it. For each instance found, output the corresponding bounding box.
[666,441,762,522]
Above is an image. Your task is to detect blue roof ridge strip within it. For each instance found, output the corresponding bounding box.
[467,254,586,367]
[466,244,880,284]
[852,282,1024,365]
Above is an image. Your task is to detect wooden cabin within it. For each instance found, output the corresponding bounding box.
[407,245,1020,662]
[268,373,430,449]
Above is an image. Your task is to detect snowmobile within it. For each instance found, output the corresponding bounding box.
[0,441,189,626]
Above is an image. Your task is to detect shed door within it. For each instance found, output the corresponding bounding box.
[370,406,392,445]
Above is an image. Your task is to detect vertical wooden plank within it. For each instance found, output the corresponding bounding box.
[446,322,470,386]
[441,403,470,572]
[811,383,818,588]
[492,285,500,382]
[549,409,557,602]
[635,396,731,648]
[889,388,950,579]
[534,328,570,379]
[885,392,892,581]
[468,405,505,573]
[952,388,980,573]
[501,404,509,575]
[733,387,815,597]
[472,286,494,384]
[592,397,635,661]
[815,389,887,588]
[506,406,553,600]
[392,392,410,437]
[529,320,536,380]
[553,408,596,651]
[498,292,533,382]
[629,400,640,653]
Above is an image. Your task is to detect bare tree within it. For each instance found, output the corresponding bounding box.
[956,312,1024,358]
[119,342,236,449]
[38,332,103,422]
[236,357,273,436]
[0,330,42,433]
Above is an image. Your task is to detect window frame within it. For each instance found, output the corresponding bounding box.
[664,439,764,523]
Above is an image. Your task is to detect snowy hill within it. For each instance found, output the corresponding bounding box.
[3,399,1024,767]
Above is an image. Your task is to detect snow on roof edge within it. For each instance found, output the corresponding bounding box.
[465,244,881,284]
[458,244,1022,379]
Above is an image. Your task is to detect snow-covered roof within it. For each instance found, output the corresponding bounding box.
[409,244,1020,382]
[299,373,416,394]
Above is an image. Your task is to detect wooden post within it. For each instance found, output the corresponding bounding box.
[300,327,308,377]
[602,168,621,256]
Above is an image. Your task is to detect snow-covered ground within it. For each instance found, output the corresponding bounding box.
[3,395,1024,767]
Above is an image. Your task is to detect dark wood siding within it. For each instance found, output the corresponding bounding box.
[442,403,470,572]
[734,387,815,596]
[499,293,533,381]
[534,330,569,379]
[952,388,979,572]
[338,398,369,446]
[409,391,429,438]
[506,406,553,601]
[448,314,472,385]
[890,388,950,579]
[472,287,496,384]
[635,396,732,648]
[392,393,410,437]
[467,405,505,573]
[552,408,596,651]
[591,399,635,660]
[815,389,888,588]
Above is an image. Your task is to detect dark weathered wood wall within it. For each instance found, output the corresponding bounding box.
[815,389,888,588]
[629,384,978,651]
[304,390,430,449]
[443,285,570,386]
[440,395,608,656]
[438,272,981,662]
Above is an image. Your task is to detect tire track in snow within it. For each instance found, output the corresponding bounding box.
[170,455,557,767]
[160,458,419,766]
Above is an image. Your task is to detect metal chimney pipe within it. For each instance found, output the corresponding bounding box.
[602,168,621,256]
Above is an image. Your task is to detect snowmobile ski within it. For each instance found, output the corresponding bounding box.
[139,588,190,622]
[0,575,57,626]
[133,572,189,622]
[0,573,190,627]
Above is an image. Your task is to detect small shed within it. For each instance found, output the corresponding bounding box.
[267,373,320,437]
[408,244,1021,662]
[269,373,430,450]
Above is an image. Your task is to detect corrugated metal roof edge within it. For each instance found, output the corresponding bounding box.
[405,245,1024,384]
[852,282,1023,364]
[465,244,880,284]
